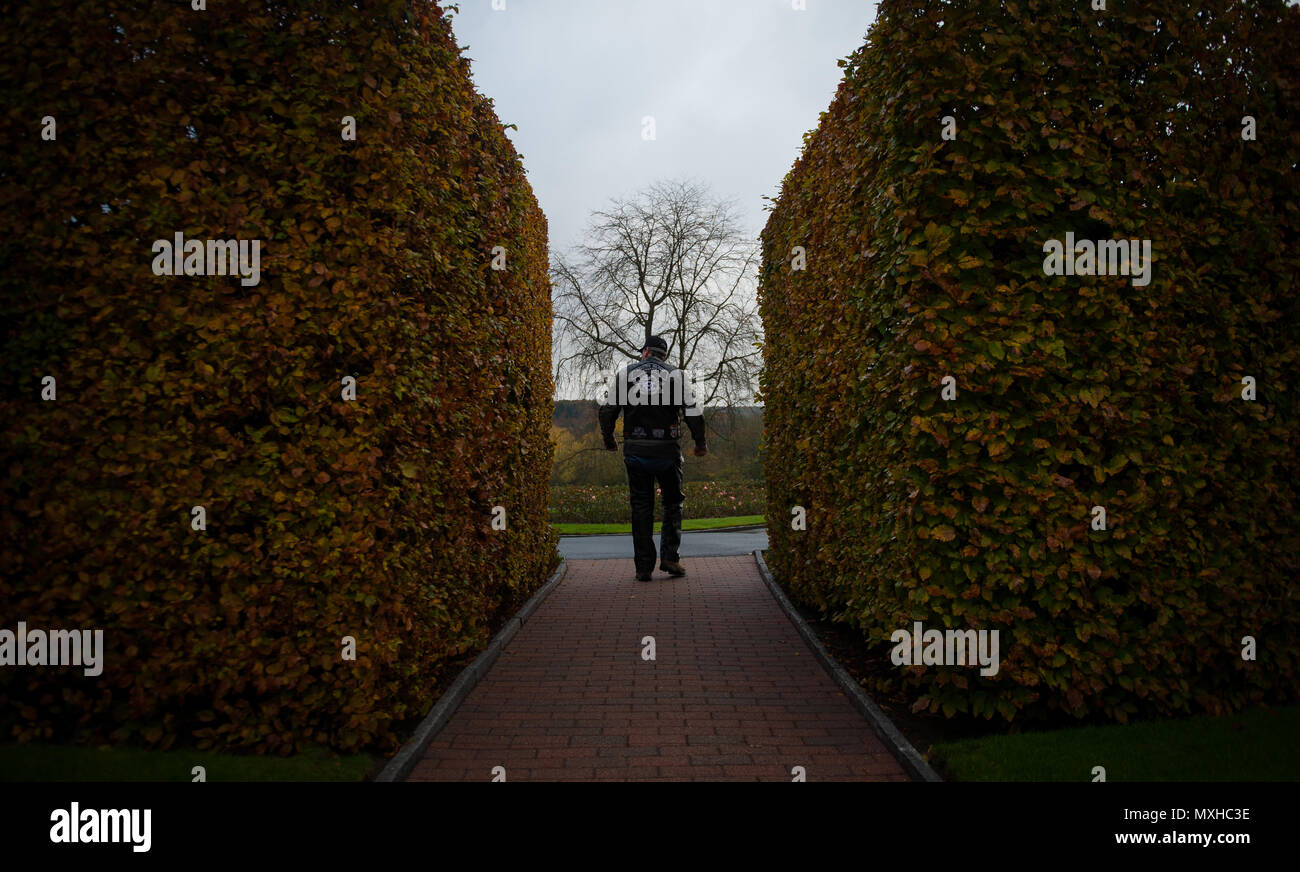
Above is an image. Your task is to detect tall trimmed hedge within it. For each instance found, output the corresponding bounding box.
[0,1,558,753]
[759,0,1298,724]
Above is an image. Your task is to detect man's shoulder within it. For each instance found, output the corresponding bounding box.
[629,358,679,374]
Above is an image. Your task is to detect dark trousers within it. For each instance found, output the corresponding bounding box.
[624,453,684,573]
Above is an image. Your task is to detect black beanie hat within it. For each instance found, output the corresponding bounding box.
[644,335,668,353]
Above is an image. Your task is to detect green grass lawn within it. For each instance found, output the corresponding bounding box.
[0,743,378,782]
[930,704,1300,781]
[550,482,763,525]
[553,514,764,535]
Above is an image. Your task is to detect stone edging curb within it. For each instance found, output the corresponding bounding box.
[557,523,767,538]
[374,558,569,782]
[752,550,944,783]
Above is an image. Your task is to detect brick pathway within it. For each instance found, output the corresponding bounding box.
[407,555,910,782]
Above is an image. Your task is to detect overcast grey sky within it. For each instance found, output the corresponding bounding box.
[448,0,880,254]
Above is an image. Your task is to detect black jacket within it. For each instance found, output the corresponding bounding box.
[598,356,706,459]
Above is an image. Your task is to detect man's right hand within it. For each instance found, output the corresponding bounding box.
[693,445,708,457]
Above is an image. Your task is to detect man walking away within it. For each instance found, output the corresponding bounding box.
[599,335,707,582]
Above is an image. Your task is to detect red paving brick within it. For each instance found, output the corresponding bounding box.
[406,555,911,782]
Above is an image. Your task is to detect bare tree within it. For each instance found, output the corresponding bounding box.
[552,179,763,421]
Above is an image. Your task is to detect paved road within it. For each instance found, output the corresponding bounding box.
[406,555,909,782]
[558,527,769,560]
